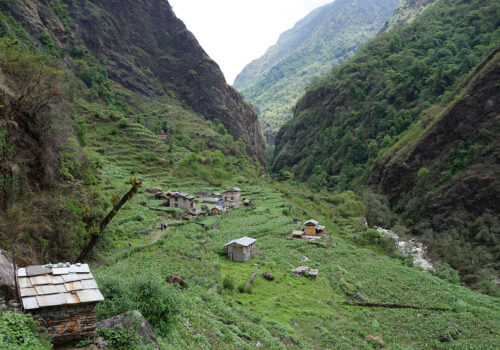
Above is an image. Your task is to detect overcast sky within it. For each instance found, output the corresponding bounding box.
[168,0,334,84]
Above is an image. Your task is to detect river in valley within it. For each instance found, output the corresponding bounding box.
[376,227,433,270]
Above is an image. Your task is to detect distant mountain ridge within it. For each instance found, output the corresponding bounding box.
[234,0,401,144]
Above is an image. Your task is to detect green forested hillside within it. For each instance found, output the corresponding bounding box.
[234,0,400,143]
[0,0,499,349]
[273,0,500,293]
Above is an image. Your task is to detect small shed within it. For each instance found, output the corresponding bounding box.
[224,237,256,262]
[211,204,224,216]
[242,198,252,206]
[158,130,167,140]
[223,187,241,206]
[16,263,104,345]
[304,219,325,235]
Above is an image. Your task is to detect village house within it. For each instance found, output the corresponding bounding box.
[166,192,195,210]
[16,263,104,345]
[224,237,256,262]
[222,187,241,207]
[304,219,325,235]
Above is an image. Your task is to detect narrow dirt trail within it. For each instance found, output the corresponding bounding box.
[95,229,167,268]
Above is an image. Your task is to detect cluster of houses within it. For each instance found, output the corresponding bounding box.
[151,187,244,216]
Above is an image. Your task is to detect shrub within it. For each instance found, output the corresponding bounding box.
[431,264,460,285]
[222,275,235,292]
[0,312,51,349]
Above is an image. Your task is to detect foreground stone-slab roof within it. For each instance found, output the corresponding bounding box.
[17,263,104,310]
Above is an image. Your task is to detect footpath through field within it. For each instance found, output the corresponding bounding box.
[95,229,166,268]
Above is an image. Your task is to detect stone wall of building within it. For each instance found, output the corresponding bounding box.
[33,303,97,345]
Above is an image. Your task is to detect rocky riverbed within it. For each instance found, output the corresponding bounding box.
[376,227,433,270]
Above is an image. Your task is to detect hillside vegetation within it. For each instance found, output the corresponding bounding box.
[234,0,400,144]
[273,0,500,293]
[0,1,261,265]
[6,0,265,162]
[0,0,499,349]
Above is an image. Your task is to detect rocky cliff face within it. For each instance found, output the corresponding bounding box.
[7,0,265,162]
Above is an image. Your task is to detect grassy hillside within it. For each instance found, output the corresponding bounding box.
[234,0,400,144]
[91,177,500,349]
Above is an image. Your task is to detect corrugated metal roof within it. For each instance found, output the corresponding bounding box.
[16,263,103,310]
[224,237,256,247]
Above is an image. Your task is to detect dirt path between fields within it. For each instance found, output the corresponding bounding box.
[96,229,166,268]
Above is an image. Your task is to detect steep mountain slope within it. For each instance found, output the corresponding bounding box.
[7,0,265,162]
[234,0,400,143]
[0,0,263,264]
[274,0,499,183]
[368,47,500,291]
[273,0,500,292]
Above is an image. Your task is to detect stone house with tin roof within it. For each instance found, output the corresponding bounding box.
[224,237,256,262]
[17,263,104,345]
[166,192,196,210]
[222,187,241,207]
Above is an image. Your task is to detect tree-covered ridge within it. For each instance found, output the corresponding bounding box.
[274,0,500,186]
[234,0,400,144]
[273,0,500,294]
